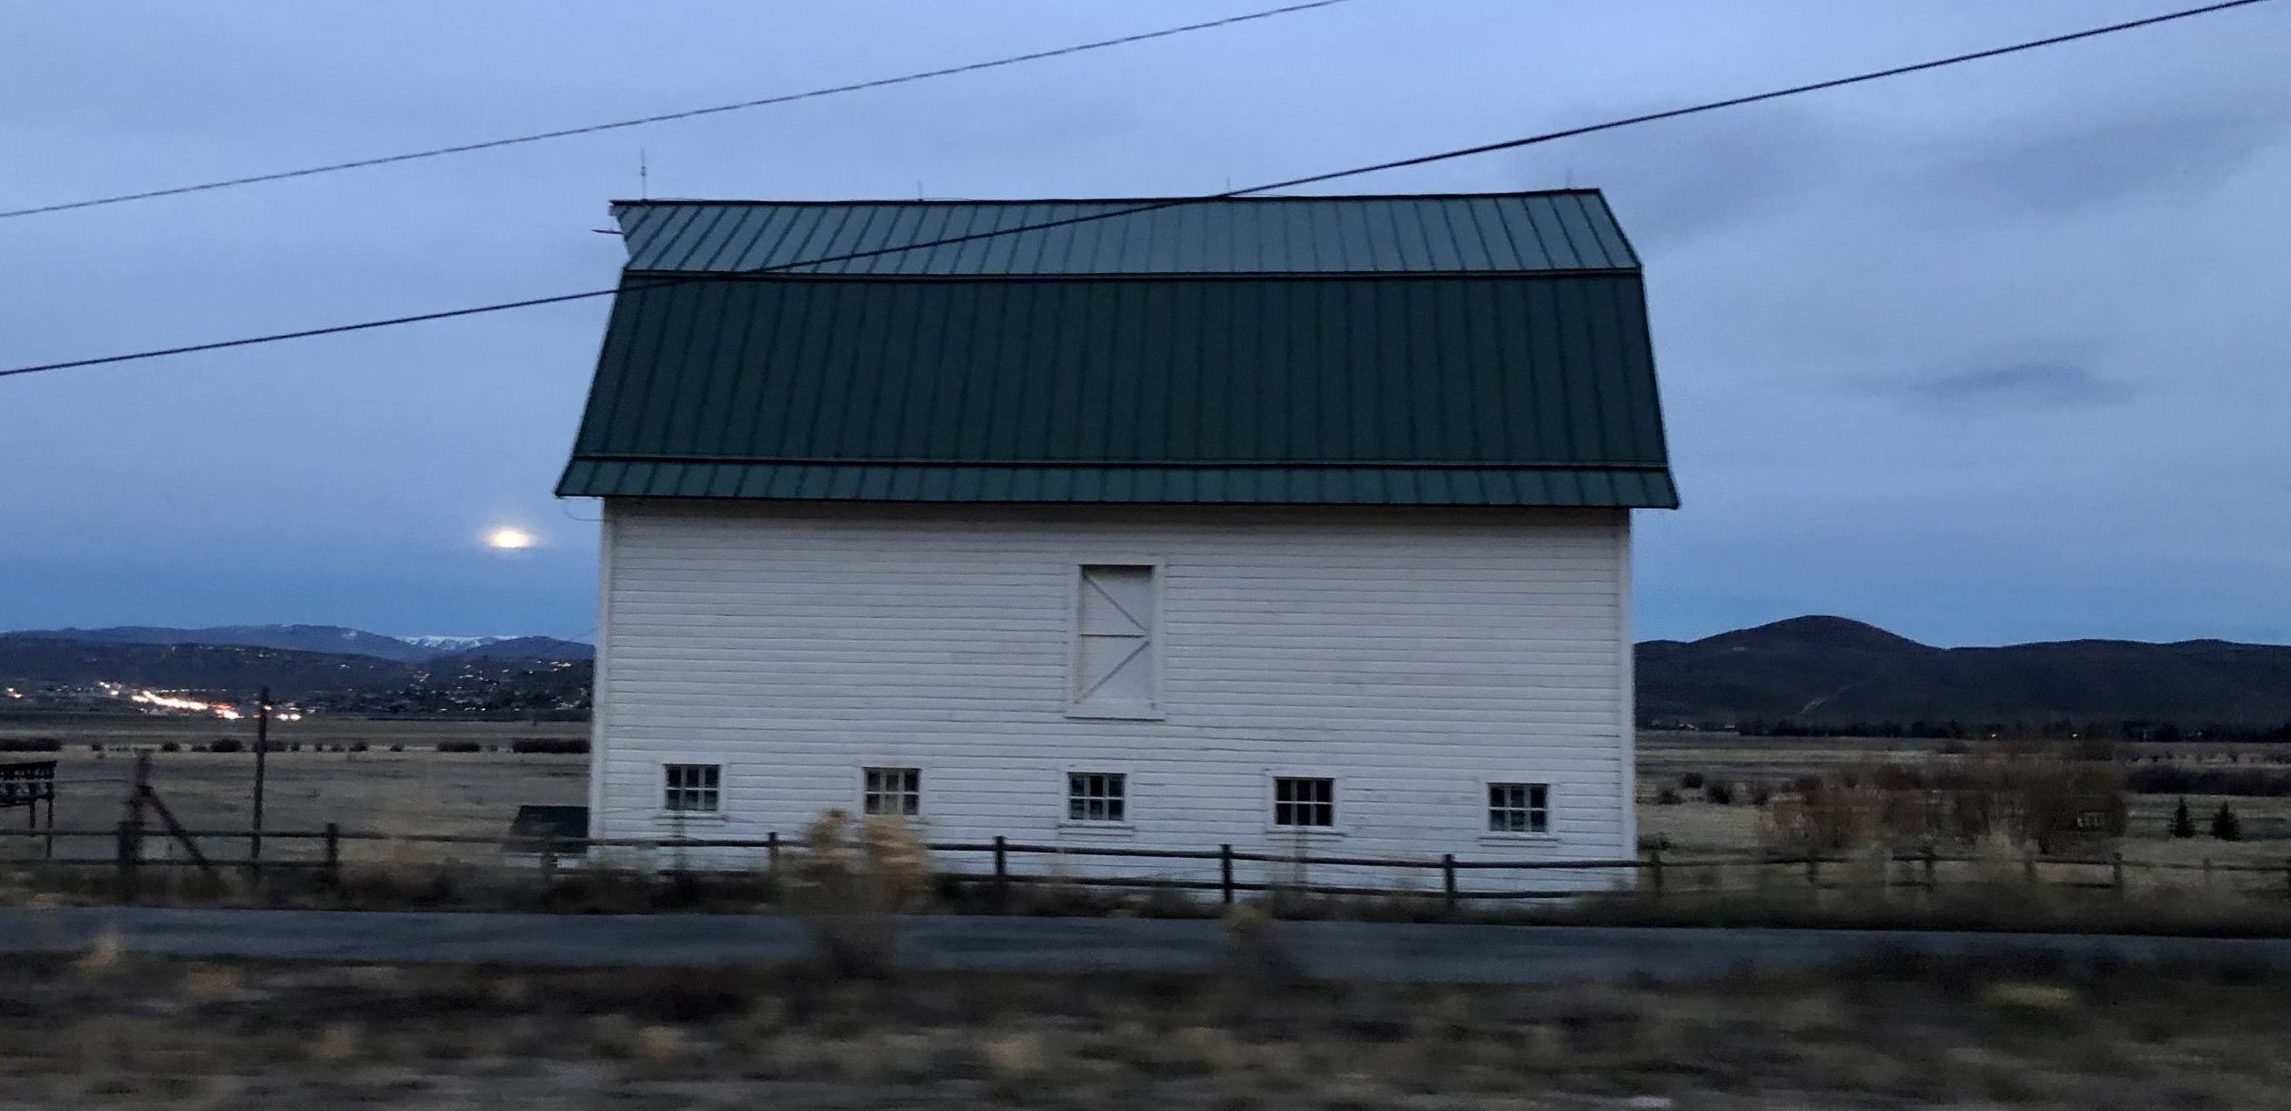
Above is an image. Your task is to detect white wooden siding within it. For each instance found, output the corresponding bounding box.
[592,501,1635,892]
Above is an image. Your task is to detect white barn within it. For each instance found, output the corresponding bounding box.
[559,193,1677,894]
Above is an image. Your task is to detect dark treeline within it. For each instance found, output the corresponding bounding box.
[1648,718,2291,744]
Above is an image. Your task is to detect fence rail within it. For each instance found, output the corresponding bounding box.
[2,824,2287,908]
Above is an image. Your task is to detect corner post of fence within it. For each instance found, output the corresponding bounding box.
[766,830,781,876]
[2112,851,2125,898]
[322,822,340,888]
[539,835,559,889]
[115,820,139,901]
[1805,851,1820,890]
[992,835,1010,909]
[1648,847,1665,897]
[1923,843,1938,889]
[2022,846,2038,886]
[1219,843,1235,905]
[1440,853,1458,914]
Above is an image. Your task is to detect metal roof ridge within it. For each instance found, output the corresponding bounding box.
[614,267,1645,280]
[567,453,1670,470]
[609,189,1612,208]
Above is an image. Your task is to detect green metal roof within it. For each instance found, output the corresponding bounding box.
[614,192,1639,275]
[559,193,1675,508]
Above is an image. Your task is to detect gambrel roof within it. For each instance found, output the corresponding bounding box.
[557,192,1676,508]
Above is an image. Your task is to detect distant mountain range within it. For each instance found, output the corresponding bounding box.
[6,616,2285,728]
[0,625,593,716]
[4,625,591,664]
[1638,616,2291,727]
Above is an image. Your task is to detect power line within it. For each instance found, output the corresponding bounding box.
[0,0,2272,380]
[0,0,1354,221]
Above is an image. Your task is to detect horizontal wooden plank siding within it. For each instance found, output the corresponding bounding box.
[594,501,1633,890]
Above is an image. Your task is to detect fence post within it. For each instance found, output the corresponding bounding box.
[115,820,139,900]
[2022,846,2037,886]
[251,686,269,873]
[1648,847,1665,897]
[1219,843,1235,905]
[2112,851,2125,899]
[2202,857,2213,890]
[1805,852,1820,890]
[539,836,559,889]
[2283,857,2290,900]
[1441,853,1458,914]
[992,835,1009,909]
[322,823,340,888]
[1923,844,1937,889]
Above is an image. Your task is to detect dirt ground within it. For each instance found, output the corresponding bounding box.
[6,943,2290,1110]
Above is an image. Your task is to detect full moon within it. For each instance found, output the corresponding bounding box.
[485,527,535,550]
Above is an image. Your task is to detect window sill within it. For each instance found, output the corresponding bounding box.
[1056,822,1137,837]
[1264,826,1347,839]
[1064,705,1165,723]
[651,811,729,825]
[1478,832,1559,846]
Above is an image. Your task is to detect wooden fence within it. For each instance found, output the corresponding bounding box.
[3,825,2288,908]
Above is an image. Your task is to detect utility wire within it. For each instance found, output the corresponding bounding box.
[0,0,2272,380]
[0,0,1354,220]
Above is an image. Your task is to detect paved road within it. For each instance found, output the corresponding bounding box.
[2,907,2283,983]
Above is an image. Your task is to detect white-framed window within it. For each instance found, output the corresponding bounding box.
[863,767,921,817]
[1488,782,1550,834]
[1066,772,1127,823]
[663,763,720,813]
[1072,563,1158,716]
[1272,776,1335,828]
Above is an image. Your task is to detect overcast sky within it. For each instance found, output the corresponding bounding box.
[3,1,2285,646]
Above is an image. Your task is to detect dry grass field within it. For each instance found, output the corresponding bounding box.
[7,943,2290,1109]
[1638,730,2291,879]
[4,717,2286,898]
[0,715,585,869]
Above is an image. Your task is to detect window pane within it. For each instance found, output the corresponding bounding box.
[1066,772,1126,823]
[863,767,920,817]
[665,764,720,812]
[1488,782,1549,833]
[1273,778,1334,827]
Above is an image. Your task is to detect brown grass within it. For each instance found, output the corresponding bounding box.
[0,951,2287,1108]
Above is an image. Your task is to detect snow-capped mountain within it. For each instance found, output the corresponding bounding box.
[396,635,517,652]
[1,625,591,663]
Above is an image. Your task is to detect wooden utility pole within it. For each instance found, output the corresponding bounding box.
[251,686,270,869]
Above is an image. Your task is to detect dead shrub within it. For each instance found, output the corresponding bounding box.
[782,809,929,978]
[310,1022,363,1063]
[1219,904,1303,988]
[1763,745,2125,853]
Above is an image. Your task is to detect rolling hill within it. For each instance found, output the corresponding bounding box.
[5,625,591,663]
[1637,616,2291,727]
[0,627,593,716]
[8,616,2286,728]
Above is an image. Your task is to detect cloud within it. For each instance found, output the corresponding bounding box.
[1926,101,2283,218]
[1906,363,2131,410]
[1510,105,1848,251]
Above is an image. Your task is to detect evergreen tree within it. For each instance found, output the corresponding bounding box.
[2171,797,2197,839]
[2211,803,2243,842]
